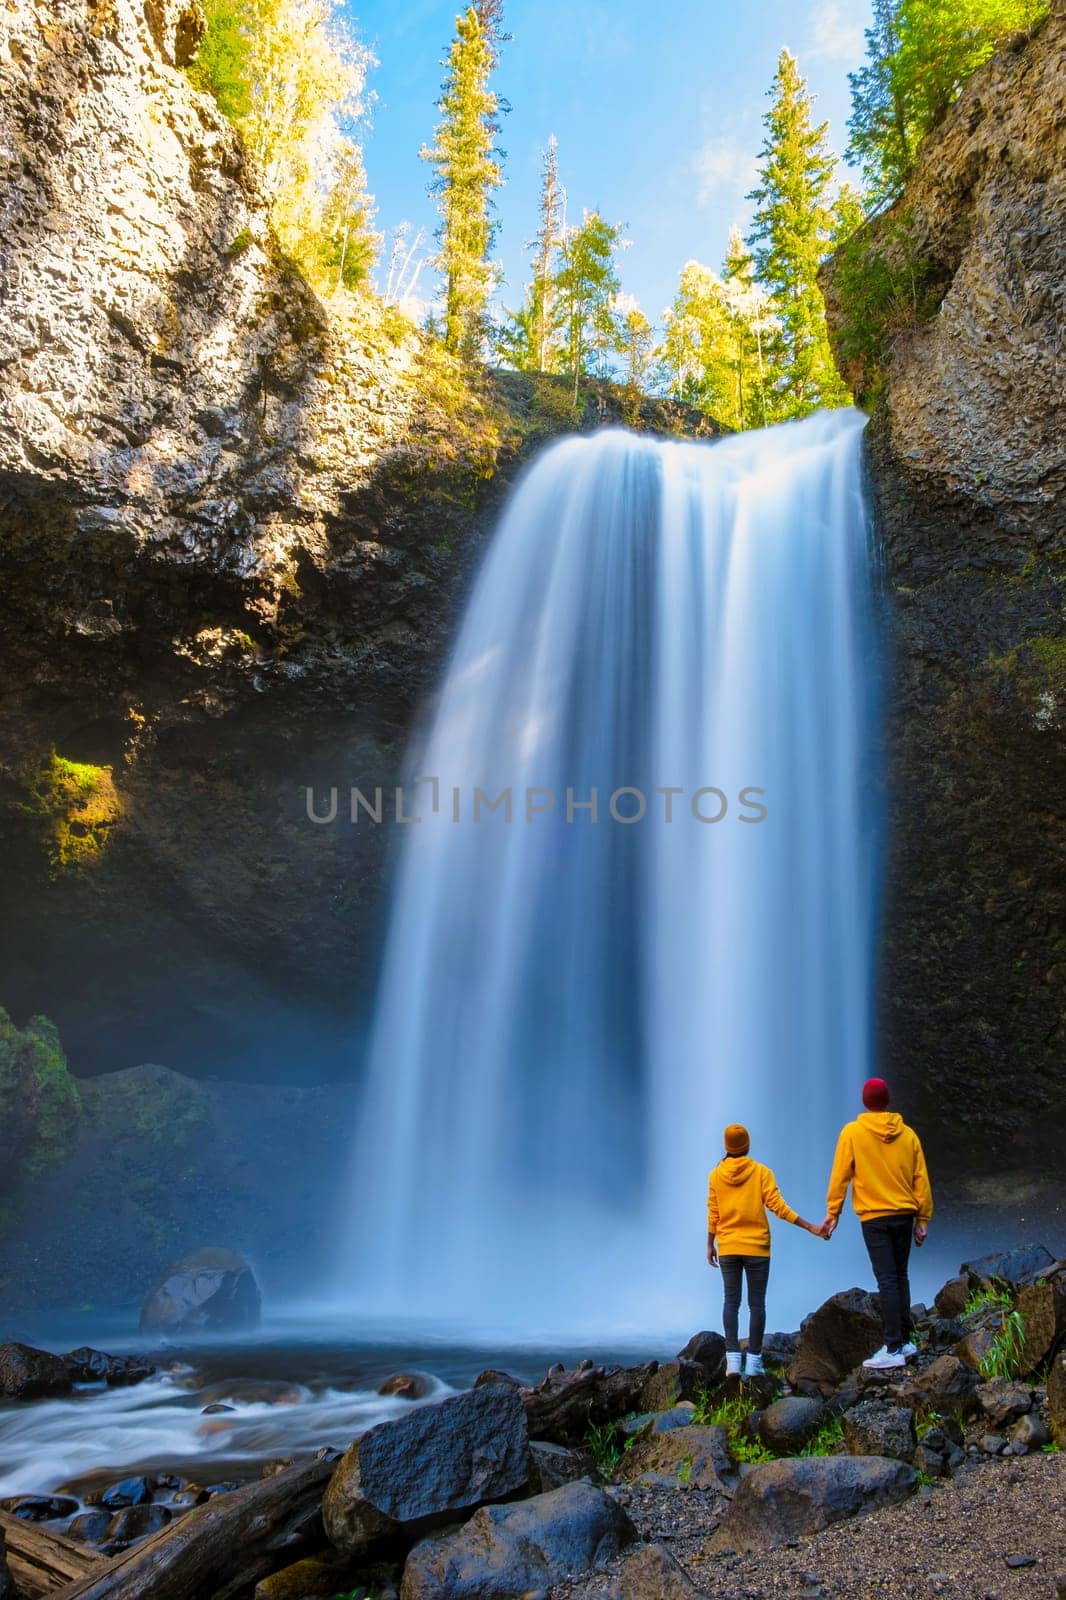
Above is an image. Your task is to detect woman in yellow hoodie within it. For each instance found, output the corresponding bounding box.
[707,1123,825,1377]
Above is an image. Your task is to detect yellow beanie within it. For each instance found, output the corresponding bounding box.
[724,1123,750,1156]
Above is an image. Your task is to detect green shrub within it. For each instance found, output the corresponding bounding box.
[799,1414,845,1457]
[978,1309,1027,1381]
[0,1008,80,1190]
[831,208,948,405]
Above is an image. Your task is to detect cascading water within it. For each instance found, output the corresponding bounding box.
[342,407,882,1339]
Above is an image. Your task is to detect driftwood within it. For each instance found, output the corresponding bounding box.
[0,1511,104,1598]
[51,1454,336,1600]
[513,1359,659,1447]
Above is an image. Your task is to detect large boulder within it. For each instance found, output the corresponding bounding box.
[961,1246,1055,1293]
[1017,1272,1066,1374]
[758,1396,826,1454]
[0,1342,72,1399]
[898,1354,979,1416]
[139,1248,260,1336]
[324,1386,529,1555]
[712,1456,916,1551]
[639,1361,706,1412]
[933,1276,971,1320]
[787,1289,883,1391]
[676,1332,726,1383]
[400,1480,635,1600]
[974,1379,1032,1430]
[842,1402,917,1463]
[600,1541,710,1599]
[64,1348,155,1387]
[614,1424,732,1491]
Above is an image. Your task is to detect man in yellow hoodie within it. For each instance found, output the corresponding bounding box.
[822,1077,933,1371]
[708,1123,825,1377]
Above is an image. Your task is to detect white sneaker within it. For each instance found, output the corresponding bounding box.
[863,1345,906,1371]
[901,1341,918,1360]
[725,1351,743,1376]
[745,1354,765,1377]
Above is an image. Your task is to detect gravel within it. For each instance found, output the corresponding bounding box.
[552,1452,1066,1600]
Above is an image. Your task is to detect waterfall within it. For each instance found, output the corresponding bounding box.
[341,408,881,1339]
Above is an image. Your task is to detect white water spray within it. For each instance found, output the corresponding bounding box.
[343,409,881,1337]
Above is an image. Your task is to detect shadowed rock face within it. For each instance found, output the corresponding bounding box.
[0,0,719,1079]
[822,12,1066,1171]
[139,1246,260,1334]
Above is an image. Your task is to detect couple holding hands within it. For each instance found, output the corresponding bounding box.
[706,1076,933,1375]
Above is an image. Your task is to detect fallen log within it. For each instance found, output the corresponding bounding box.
[0,1511,104,1598]
[506,1359,659,1447]
[51,1454,336,1600]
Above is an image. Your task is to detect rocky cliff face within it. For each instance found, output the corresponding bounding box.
[823,11,1065,1166]
[0,0,717,1078]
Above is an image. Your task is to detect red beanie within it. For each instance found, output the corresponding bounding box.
[862,1077,891,1111]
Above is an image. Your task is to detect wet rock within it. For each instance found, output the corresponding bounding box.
[787,1289,883,1391]
[324,1385,529,1555]
[639,1361,706,1412]
[614,1424,732,1491]
[934,1276,971,1320]
[762,1331,800,1369]
[621,1407,697,1441]
[68,1511,113,1544]
[954,1325,1000,1373]
[975,1380,1032,1429]
[202,1402,237,1414]
[64,1348,155,1387]
[0,1342,72,1399]
[712,1456,917,1551]
[140,1247,261,1336]
[102,1504,170,1547]
[899,1354,979,1414]
[676,1331,726,1381]
[253,1551,380,1599]
[1,1493,80,1520]
[473,1369,521,1391]
[528,1441,591,1493]
[400,1480,635,1600]
[378,1372,435,1400]
[961,1247,1055,1294]
[93,1476,153,1510]
[842,1402,917,1463]
[758,1397,827,1454]
[1016,1274,1066,1374]
[1010,1412,1050,1450]
[599,1540,710,1598]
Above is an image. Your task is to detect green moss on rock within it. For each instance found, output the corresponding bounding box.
[0,1008,80,1186]
[25,752,123,872]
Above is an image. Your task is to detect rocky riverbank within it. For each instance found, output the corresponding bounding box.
[0,1243,1064,1599]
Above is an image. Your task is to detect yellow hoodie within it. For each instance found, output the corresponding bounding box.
[826,1111,933,1224]
[707,1157,799,1257]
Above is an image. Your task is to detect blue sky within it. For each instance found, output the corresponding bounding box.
[350,0,873,325]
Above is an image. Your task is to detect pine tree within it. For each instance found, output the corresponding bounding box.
[555,211,624,402]
[747,49,850,420]
[421,7,505,357]
[617,305,655,389]
[848,0,1047,204]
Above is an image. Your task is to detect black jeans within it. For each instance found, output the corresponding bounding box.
[862,1213,915,1351]
[720,1255,771,1355]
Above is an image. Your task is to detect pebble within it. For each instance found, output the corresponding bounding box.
[1003,1554,1037,1569]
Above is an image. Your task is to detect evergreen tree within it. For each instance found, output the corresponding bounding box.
[848,0,1047,204]
[555,211,624,402]
[422,7,505,357]
[747,50,850,420]
[846,0,914,208]
[617,304,655,389]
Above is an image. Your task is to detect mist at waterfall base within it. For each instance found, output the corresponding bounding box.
[339,407,884,1342]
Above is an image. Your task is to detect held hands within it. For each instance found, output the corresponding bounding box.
[819,1215,839,1241]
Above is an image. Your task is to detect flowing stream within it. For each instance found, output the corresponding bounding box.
[342,408,882,1336]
